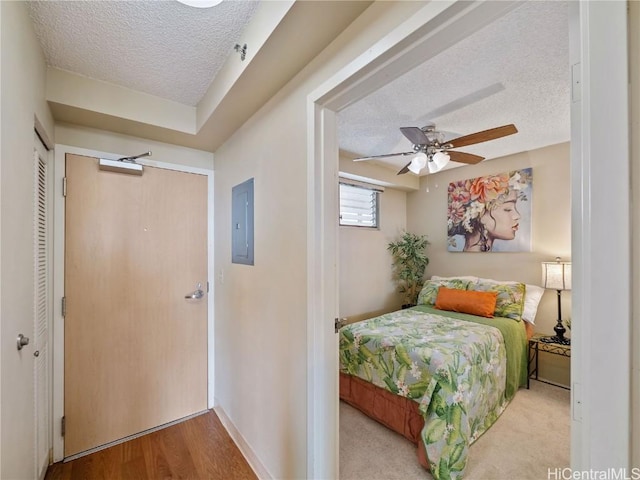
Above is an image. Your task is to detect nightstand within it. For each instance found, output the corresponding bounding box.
[528,333,571,389]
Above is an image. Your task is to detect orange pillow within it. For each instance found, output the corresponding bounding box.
[434,287,498,318]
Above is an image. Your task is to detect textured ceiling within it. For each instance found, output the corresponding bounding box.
[26,0,569,169]
[28,0,259,106]
[337,1,570,174]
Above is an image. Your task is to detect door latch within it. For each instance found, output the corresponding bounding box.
[185,282,205,300]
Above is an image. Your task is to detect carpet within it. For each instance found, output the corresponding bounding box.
[340,380,570,480]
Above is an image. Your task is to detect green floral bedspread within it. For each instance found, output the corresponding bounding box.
[339,306,527,480]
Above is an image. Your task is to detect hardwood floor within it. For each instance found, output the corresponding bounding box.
[45,410,257,480]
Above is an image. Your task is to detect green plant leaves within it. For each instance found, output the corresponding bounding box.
[388,231,430,305]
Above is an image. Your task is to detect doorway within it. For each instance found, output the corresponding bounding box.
[52,147,215,462]
[63,153,207,457]
[306,1,631,477]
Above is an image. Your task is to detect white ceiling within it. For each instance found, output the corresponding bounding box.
[28,0,260,106]
[26,0,373,152]
[337,1,570,175]
[26,1,570,165]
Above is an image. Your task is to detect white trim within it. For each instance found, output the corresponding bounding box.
[306,2,521,477]
[337,178,385,193]
[207,167,215,409]
[570,2,630,470]
[213,404,272,479]
[306,103,340,479]
[307,0,631,476]
[52,144,215,461]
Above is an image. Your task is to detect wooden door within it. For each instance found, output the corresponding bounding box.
[64,154,208,457]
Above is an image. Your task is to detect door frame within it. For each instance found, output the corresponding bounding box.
[306,1,630,477]
[51,144,215,462]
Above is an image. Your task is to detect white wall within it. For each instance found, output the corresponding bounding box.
[407,142,571,385]
[0,2,54,478]
[213,1,426,477]
[339,184,407,321]
[630,0,640,469]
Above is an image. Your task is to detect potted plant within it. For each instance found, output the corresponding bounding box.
[387,231,430,308]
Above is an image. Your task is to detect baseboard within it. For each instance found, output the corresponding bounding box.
[213,403,272,479]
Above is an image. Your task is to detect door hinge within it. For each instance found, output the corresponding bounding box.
[207,281,210,293]
[61,297,66,318]
[335,317,347,333]
[61,416,65,437]
[62,177,67,197]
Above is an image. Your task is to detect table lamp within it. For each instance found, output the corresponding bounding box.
[541,257,571,345]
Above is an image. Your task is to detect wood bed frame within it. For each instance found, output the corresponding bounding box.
[339,372,430,470]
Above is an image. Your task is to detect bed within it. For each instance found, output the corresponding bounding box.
[339,276,541,480]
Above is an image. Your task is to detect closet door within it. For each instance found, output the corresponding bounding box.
[34,134,50,479]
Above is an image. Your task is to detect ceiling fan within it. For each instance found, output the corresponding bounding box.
[354,123,518,175]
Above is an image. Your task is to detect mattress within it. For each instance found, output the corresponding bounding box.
[339,305,528,480]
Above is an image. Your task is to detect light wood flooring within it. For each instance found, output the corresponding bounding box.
[45,410,257,480]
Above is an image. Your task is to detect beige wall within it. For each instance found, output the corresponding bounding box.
[407,142,571,386]
[2,0,633,475]
[0,1,54,478]
[339,184,407,321]
[213,1,426,477]
[55,123,213,170]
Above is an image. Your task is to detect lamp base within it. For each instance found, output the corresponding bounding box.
[539,335,571,346]
[541,319,569,345]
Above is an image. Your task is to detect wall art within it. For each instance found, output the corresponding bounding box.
[447,168,532,252]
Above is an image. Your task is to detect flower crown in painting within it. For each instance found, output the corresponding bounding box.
[447,169,532,237]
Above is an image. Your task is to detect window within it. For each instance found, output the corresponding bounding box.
[339,182,380,228]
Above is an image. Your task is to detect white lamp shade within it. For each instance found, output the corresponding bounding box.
[408,152,428,174]
[542,261,571,290]
[432,151,450,170]
[177,0,223,7]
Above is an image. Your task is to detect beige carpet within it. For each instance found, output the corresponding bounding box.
[340,380,570,480]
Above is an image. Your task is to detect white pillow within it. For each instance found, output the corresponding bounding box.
[473,277,544,325]
[521,284,544,325]
[431,275,479,282]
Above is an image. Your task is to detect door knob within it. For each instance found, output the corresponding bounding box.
[185,282,204,300]
[17,334,29,351]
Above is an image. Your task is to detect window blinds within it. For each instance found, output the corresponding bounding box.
[339,182,379,228]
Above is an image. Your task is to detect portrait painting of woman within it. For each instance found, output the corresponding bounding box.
[447,168,532,252]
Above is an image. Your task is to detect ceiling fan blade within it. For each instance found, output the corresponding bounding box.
[446,150,485,164]
[353,151,414,162]
[400,127,429,145]
[446,124,518,149]
[397,161,412,175]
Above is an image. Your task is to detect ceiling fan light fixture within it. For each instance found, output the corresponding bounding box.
[432,151,450,170]
[426,130,445,144]
[176,0,223,8]
[427,159,439,174]
[408,152,428,174]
